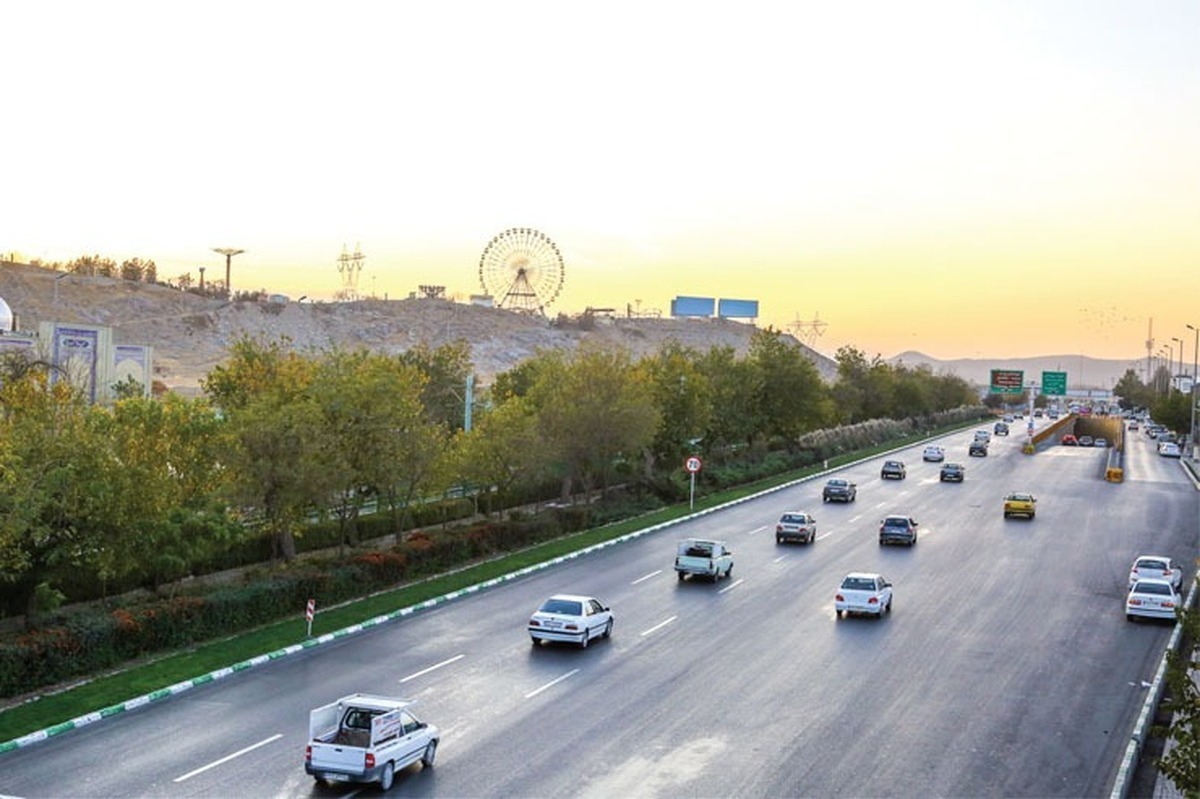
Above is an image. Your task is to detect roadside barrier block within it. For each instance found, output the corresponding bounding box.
[1106,467,1123,482]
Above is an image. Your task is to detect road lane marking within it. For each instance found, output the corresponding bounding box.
[632,570,662,585]
[525,669,580,699]
[719,578,744,594]
[773,555,787,563]
[640,616,677,637]
[400,653,465,683]
[747,525,768,536]
[849,515,862,523]
[173,734,283,783]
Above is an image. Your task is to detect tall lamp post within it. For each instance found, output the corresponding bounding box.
[1188,323,1199,459]
[212,247,244,299]
[1172,336,1185,388]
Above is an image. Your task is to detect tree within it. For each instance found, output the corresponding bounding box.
[695,345,761,452]
[397,341,475,431]
[0,368,102,626]
[1155,602,1200,795]
[748,327,831,444]
[527,346,660,501]
[454,396,548,516]
[642,342,712,474]
[310,350,431,548]
[205,336,334,561]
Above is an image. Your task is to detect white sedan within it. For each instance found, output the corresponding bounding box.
[1129,555,1184,591]
[528,594,613,648]
[1126,579,1180,622]
[922,445,945,462]
[835,572,893,619]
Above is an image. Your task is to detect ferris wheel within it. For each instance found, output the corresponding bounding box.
[478,227,565,315]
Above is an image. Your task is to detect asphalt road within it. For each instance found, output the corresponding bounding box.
[2,421,1197,798]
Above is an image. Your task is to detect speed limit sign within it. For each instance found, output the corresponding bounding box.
[684,456,703,473]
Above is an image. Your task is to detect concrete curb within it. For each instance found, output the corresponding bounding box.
[0,431,951,754]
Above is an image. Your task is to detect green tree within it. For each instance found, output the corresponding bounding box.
[454,396,548,516]
[0,369,101,626]
[695,345,761,452]
[748,327,831,444]
[528,346,660,501]
[642,342,712,473]
[1155,601,1200,795]
[397,341,474,431]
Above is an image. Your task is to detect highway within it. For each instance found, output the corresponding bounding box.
[2,420,1197,798]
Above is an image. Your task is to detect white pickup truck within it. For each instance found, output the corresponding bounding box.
[674,538,734,581]
[305,693,439,790]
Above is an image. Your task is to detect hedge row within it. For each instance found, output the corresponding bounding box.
[0,509,580,699]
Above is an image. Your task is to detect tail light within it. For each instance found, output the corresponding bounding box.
[565,623,579,631]
[835,593,844,602]
[305,745,312,763]
[776,525,783,533]
[529,619,540,627]
[366,752,375,769]
[1128,598,1142,606]
[868,597,879,604]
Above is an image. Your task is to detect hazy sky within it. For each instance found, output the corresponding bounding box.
[5,1,1198,364]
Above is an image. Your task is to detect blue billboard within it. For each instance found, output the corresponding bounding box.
[670,296,716,317]
[717,298,759,319]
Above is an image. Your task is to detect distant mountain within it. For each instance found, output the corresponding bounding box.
[888,351,1146,392]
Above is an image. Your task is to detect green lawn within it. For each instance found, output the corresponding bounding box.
[0,427,966,747]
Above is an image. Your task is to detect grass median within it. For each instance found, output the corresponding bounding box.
[0,427,963,746]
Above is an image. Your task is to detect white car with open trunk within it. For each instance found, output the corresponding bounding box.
[305,693,438,790]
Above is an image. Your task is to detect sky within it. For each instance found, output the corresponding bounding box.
[4,1,1198,365]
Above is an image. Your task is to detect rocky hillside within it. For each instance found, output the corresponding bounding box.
[0,261,836,395]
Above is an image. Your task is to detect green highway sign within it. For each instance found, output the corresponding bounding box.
[989,369,1025,395]
[1041,370,1067,396]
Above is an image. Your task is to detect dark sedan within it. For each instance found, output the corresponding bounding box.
[880,460,907,480]
[822,478,857,503]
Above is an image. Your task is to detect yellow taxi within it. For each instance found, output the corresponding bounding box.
[1003,492,1037,520]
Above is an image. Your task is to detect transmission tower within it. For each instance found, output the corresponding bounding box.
[336,243,365,300]
[788,312,828,347]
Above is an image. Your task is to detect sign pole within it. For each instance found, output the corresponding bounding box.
[684,456,703,510]
[305,598,315,637]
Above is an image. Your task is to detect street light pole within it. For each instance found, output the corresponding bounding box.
[1188,323,1199,459]
[212,247,244,299]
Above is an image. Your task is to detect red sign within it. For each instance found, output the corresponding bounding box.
[305,598,315,622]
[684,456,703,473]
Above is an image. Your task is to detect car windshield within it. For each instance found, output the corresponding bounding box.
[1134,582,1172,596]
[781,514,805,523]
[1137,560,1167,571]
[883,518,908,527]
[539,598,583,615]
[841,577,875,590]
[828,480,846,487]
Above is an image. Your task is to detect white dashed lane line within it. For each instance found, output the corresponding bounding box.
[399,654,465,683]
[631,570,662,585]
[173,734,283,783]
[718,578,744,594]
[525,670,580,699]
[640,616,677,637]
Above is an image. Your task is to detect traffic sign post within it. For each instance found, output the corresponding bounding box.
[684,456,702,510]
[1041,371,1067,397]
[305,598,315,637]
[989,369,1025,395]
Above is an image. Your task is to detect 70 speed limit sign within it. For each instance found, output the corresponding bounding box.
[684,456,703,473]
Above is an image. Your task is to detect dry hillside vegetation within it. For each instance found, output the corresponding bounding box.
[0,262,834,394]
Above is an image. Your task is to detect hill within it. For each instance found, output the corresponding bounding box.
[889,350,1143,392]
[0,261,836,394]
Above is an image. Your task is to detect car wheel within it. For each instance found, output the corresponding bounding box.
[1029,512,1035,519]
[531,636,540,646]
[887,597,893,613]
[776,535,783,544]
[422,740,438,768]
[379,761,395,791]
[603,619,613,639]
[1126,614,1136,622]
[677,571,685,581]
[835,609,843,618]
[879,538,885,545]
[822,495,829,503]
[808,531,816,544]
[579,629,589,649]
